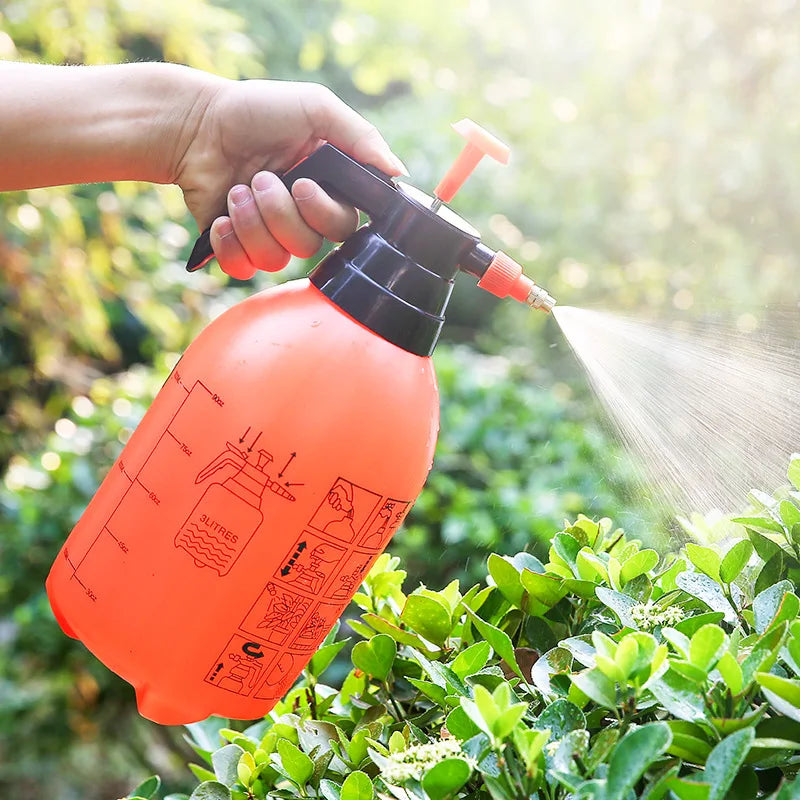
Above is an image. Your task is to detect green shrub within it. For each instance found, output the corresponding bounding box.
[0,343,642,788]
[124,457,800,800]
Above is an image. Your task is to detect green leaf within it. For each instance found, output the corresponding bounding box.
[277,739,314,787]
[753,580,794,634]
[686,543,722,582]
[790,456,800,491]
[570,667,617,708]
[744,528,783,563]
[340,771,373,800]
[666,723,713,765]
[666,779,711,800]
[530,647,572,698]
[711,706,766,737]
[407,677,448,706]
[421,758,472,800]
[446,706,482,740]
[614,636,640,680]
[577,547,607,582]
[704,728,755,800]
[463,607,525,682]
[716,651,744,695]
[560,636,597,668]
[535,699,585,740]
[319,779,342,800]
[640,765,680,800]
[734,516,784,534]
[769,777,800,800]
[662,627,691,658]
[673,612,725,638]
[351,634,396,681]
[510,552,546,574]
[758,672,800,722]
[562,578,600,600]
[766,592,800,634]
[675,572,736,624]
[648,669,707,722]
[520,570,567,608]
[586,728,619,773]
[493,705,527,740]
[211,745,244,788]
[595,586,637,628]
[781,500,800,528]
[720,540,754,584]
[188,766,217,784]
[689,624,728,672]
[671,659,709,685]
[130,776,162,799]
[360,613,437,652]
[604,722,672,800]
[755,550,800,596]
[185,718,225,760]
[552,532,582,566]
[450,641,491,679]
[620,549,659,585]
[188,782,231,800]
[413,650,470,696]
[401,594,453,646]
[512,728,549,772]
[487,553,524,608]
[309,638,350,678]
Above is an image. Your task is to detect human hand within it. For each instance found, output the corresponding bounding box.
[174,78,407,279]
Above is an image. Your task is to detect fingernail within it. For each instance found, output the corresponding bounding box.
[390,154,410,177]
[252,171,277,193]
[292,179,317,201]
[230,185,251,206]
[215,217,234,238]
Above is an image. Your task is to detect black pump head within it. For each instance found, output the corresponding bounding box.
[185,142,555,356]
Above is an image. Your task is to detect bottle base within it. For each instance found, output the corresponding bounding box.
[47,583,79,640]
[135,684,209,726]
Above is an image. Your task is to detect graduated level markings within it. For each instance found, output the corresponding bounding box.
[66,376,215,599]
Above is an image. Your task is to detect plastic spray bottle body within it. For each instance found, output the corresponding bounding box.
[47,134,555,725]
[47,278,439,723]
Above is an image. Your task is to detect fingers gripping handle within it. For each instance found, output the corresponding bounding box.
[185,144,398,272]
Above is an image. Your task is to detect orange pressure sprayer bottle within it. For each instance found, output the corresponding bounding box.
[46,121,556,725]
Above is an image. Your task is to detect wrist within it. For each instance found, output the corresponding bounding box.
[146,63,228,186]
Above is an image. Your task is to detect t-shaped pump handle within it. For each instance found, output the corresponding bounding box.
[431,119,511,211]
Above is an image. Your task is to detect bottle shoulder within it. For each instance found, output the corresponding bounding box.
[194,279,437,377]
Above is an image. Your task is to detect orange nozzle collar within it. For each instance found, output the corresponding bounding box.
[477,251,556,312]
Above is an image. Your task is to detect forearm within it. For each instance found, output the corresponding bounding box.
[0,61,223,190]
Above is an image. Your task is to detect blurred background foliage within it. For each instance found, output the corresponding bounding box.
[2,0,799,797]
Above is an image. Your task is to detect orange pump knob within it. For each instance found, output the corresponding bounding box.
[433,119,511,205]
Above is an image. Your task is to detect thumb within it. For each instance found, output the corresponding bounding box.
[301,85,408,176]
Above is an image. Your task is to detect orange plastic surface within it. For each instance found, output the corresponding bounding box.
[433,119,511,204]
[47,279,439,725]
[477,250,534,303]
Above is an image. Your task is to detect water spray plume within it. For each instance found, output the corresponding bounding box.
[553,306,800,525]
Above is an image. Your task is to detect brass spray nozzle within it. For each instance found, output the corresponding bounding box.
[476,251,557,313]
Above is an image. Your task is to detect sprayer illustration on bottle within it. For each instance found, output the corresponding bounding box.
[47,119,556,724]
[176,443,296,575]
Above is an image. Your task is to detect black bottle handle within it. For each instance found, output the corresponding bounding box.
[185,144,399,272]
